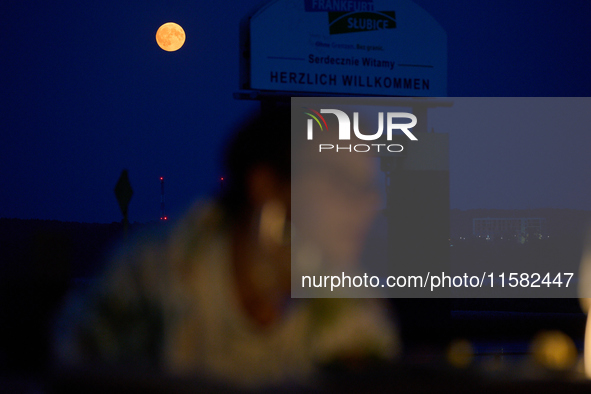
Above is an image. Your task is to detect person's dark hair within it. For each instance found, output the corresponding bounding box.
[220,105,291,220]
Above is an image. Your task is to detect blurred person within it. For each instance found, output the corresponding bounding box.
[53,105,399,389]
[291,113,382,275]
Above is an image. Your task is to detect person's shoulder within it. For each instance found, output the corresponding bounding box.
[106,200,227,274]
[165,200,229,270]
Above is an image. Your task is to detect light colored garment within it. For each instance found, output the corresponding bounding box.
[54,202,400,388]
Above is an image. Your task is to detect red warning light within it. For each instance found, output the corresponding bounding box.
[164,216,168,220]
[160,177,163,180]
[221,177,224,181]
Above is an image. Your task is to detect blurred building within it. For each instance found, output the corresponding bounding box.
[473,217,546,242]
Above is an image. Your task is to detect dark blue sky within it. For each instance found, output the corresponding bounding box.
[1,0,590,223]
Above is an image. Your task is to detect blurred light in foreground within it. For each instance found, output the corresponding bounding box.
[530,330,577,371]
[578,227,591,377]
[585,310,591,378]
[446,339,474,368]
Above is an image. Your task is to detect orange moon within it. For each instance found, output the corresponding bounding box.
[156,22,185,52]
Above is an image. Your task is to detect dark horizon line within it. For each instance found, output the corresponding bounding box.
[2,207,591,225]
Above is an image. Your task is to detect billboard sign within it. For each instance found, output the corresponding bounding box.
[244,0,447,96]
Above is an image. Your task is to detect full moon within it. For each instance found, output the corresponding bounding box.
[156,22,185,52]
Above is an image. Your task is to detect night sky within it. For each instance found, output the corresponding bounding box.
[1,0,590,223]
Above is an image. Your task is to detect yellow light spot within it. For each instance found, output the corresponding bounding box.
[446,339,474,368]
[531,330,577,371]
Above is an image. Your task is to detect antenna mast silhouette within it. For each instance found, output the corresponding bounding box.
[160,177,167,220]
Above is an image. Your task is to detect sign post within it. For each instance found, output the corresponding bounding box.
[114,169,133,239]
